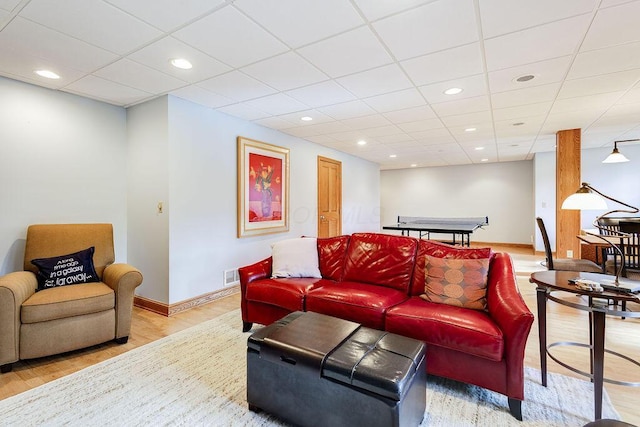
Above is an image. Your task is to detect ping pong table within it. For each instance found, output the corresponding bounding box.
[382,216,489,247]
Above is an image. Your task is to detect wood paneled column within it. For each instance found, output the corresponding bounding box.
[556,129,582,259]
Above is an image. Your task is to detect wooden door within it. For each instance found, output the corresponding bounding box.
[317,156,342,238]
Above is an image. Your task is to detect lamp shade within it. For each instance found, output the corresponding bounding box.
[561,190,608,210]
[602,149,630,163]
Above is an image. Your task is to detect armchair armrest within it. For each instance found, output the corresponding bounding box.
[486,252,534,399]
[0,272,37,367]
[102,263,143,339]
[238,257,272,321]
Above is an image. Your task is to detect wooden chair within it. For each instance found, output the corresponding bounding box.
[536,217,602,273]
[619,221,640,280]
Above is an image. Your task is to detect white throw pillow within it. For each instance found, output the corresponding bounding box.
[271,237,322,278]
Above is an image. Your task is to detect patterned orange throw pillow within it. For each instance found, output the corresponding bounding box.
[420,255,490,310]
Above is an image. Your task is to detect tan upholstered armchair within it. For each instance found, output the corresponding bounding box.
[0,224,143,373]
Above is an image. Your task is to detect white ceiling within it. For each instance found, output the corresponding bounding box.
[2,0,640,170]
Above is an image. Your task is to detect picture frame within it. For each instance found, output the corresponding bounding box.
[237,136,290,238]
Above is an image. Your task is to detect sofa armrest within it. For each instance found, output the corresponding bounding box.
[0,272,37,366]
[239,257,272,320]
[102,263,143,339]
[486,253,534,398]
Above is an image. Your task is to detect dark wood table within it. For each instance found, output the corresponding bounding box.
[529,271,640,421]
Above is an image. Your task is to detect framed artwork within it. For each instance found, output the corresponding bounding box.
[237,136,290,238]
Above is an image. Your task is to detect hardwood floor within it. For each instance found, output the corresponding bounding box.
[1,245,638,425]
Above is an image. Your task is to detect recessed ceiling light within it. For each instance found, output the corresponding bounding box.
[410,164,417,167]
[515,74,535,82]
[300,116,313,121]
[465,127,477,132]
[357,140,367,146]
[389,154,397,158]
[475,147,484,151]
[481,158,489,162]
[34,70,60,79]
[512,122,525,126]
[444,87,463,95]
[170,58,193,70]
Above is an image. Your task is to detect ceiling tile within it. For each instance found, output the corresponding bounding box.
[0,0,21,12]
[173,6,288,68]
[0,17,117,73]
[364,88,426,113]
[64,75,152,106]
[21,0,162,55]
[479,0,597,39]
[234,0,364,48]
[439,111,492,127]
[286,80,356,108]
[254,116,298,130]
[246,93,309,116]
[419,74,487,104]
[276,109,335,125]
[241,52,328,91]
[373,0,479,60]
[568,41,640,79]
[430,95,490,117]
[170,86,234,109]
[216,103,270,121]
[491,83,561,109]
[0,44,86,89]
[493,102,553,121]
[558,69,640,99]
[94,58,187,94]
[401,43,484,87]
[581,1,640,51]
[318,100,377,120]
[341,114,392,130]
[616,87,640,105]
[488,56,571,93]
[550,92,623,114]
[484,15,591,71]
[352,0,432,21]
[128,36,231,83]
[336,64,413,98]
[397,118,444,133]
[297,26,392,78]
[104,0,224,32]
[198,71,277,102]
[382,105,437,123]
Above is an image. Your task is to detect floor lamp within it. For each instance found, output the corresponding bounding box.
[561,182,639,291]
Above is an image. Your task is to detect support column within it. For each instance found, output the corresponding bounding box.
[556,129,581,259]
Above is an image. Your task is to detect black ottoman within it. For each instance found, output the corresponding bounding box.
[247,311,426,427]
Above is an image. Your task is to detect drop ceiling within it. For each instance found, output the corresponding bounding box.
[2,0,640,169]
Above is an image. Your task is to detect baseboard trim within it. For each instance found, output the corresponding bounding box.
[134,285,240,317]
[470,241,535,251]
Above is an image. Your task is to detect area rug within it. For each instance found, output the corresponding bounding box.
[0,310,619,426]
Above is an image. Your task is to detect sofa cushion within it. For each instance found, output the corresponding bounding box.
[31,247,99,291]
[409,240,493,296]
[271,238,321,278]
[343,233,417,292]
[21,282,115,324]
[385,297,504,362]
[306,281,409,330]
[421,255,490,310]
[317,235,350,281]
[245,277,326,312]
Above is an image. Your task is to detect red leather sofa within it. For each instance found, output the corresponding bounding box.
[239,232,534,420]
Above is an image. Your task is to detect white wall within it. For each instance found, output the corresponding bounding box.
[380,161,534,244]
[131,95,380,304]
[127,96,170,303]
[0,77,128,275]
[533,145,640,252]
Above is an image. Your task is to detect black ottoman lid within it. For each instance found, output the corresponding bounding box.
[322,327,426,401]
